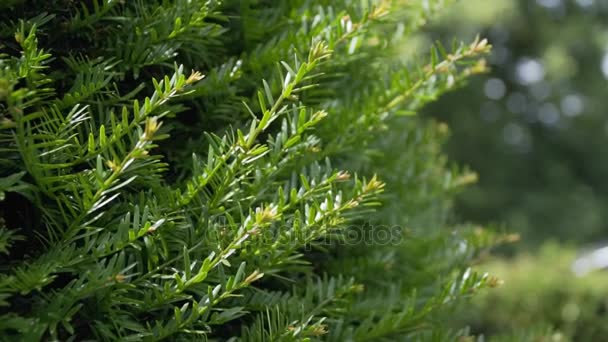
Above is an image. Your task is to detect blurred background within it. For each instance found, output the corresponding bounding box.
[425,0,608,339]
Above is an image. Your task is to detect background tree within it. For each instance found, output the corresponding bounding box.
[425,0,608,339]
[428,0,608,246]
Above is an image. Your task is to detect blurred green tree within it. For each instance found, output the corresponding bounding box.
[426,0,608,246]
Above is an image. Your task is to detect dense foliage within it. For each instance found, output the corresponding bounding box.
[0,1,498,340]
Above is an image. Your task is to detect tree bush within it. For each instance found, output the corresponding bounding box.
[460,242,608,341]
[0,1,498,340]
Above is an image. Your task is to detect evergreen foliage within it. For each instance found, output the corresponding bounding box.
[1,1,498,340]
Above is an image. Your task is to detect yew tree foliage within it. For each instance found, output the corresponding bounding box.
[1,0,496,340]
